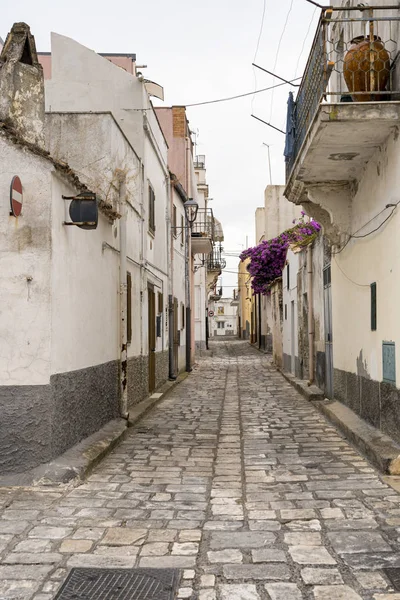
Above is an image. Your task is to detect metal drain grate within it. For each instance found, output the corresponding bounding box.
[383,568,400,591]
[54,568,180,600]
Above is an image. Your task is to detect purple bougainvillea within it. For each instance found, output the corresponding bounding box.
[240,216,321,295]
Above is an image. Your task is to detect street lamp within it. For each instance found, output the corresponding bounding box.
[183,198,199,227]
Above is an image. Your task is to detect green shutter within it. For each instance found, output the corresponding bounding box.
[371,282,377,331]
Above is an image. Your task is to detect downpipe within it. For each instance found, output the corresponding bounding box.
[307,244,314,386]
[119,174,129,419]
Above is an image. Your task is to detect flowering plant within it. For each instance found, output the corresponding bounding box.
[240,214,321,295]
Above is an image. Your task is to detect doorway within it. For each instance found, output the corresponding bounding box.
[148,285,156,393]
[323,265,334,399]
[173,297,179,375]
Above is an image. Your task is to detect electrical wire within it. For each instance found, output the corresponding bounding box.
[294,6,318,78]
[333,201,399,255]
[252,0,268,113]
[186,77,301,108]
[333,256,370,288]
[269,0,294,121]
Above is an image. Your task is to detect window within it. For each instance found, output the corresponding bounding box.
[285,304,287,320]
[173,205,177,237]
[217,321,225,329]
[371,282,377,331]
[148,183,155,233]
[158,292,163,314]
[127,272,132,344]
[181,215,184,245]
[181,303,185,329]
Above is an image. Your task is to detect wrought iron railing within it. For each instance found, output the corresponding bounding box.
[192,208,214,240]
[286,5,400,180]
[194,155,206,169]
[207,247,227,271]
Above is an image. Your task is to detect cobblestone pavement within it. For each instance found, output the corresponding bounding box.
[2,341,400,599]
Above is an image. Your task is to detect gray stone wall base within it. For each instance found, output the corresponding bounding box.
[0,360,120,476]
[127,355,149,407]
[333,368,400,446]
[281,368,400,475]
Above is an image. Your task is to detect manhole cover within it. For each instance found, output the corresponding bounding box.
[54,568,180,599]
[383,568,400,591]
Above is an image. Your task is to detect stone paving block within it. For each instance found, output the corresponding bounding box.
[59,539,93,553]
[354,571,389,589]
[301,568,344,585]
[3,552,62,564]
[100,528,147,546]
[0,580,39,600]
[139,555,196,568]
[223,563,290,580]
[252,548,286,562]
[289,546,336,565]
[199,590,216,600]
[208,549,243,563]
[67,553,136,568]
[210,531,275,549]
[219,584,260,600]
[312,585,363,599]
[0,565,53,580]
[265,582,303,600]
[139,542,169,556]
[327,531,392,554]
[284,532,321,546]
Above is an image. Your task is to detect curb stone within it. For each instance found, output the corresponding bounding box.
[279,368,400,476]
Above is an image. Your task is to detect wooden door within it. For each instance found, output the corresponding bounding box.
[173,297,179,374]
[148,287,156,393]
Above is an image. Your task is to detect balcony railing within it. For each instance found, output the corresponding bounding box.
[194,155,206,169]
[192,208,214,240]
[207,247,227,271]
[286,5,400,179]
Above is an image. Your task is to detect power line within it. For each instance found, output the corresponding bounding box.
[185,77,301,108]
[294,6,318,78]
[269,0,294,121]
[252,0,268,113]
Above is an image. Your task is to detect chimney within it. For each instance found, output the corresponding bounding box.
[0,23,45,148]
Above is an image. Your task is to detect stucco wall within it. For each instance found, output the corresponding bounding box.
[0,138,52,386]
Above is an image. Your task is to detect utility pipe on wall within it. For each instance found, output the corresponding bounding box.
[185,136,192,372]
[168,178,176,380]
[307,244,314,385]
[119,174,128,419]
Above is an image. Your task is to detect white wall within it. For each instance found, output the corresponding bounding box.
[211,298,238,336]
[283,250,300,371]
[172,189,187,371]
[333,127,400,385]
[50,173,119,374]
[0,140,53,385]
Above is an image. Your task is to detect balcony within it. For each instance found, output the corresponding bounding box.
[285,5,400,241]
[207,247,227,272]
[191,208,214,255]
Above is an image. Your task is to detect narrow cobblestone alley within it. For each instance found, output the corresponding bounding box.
[2,341,400,600]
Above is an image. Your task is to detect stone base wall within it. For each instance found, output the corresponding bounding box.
[316,351,326,392]
[283,353,303,379]
[334,368,400,445]
[0,360,120,475]
[155,350,169,390]
[127,355,149,407]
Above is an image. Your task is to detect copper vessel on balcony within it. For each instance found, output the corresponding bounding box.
[343,36,390,102]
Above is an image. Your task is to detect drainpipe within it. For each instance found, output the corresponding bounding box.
[307,244,314,385]
[119,174,128,419]
[168,178,176,380]
[185,136,192,372]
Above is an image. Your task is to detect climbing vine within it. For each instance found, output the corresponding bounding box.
[240,214,322,295]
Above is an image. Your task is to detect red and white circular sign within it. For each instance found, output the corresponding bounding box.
[10,176,23,217]
[208,310,214,317]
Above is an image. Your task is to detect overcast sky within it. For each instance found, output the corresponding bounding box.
[3,0,319,293]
